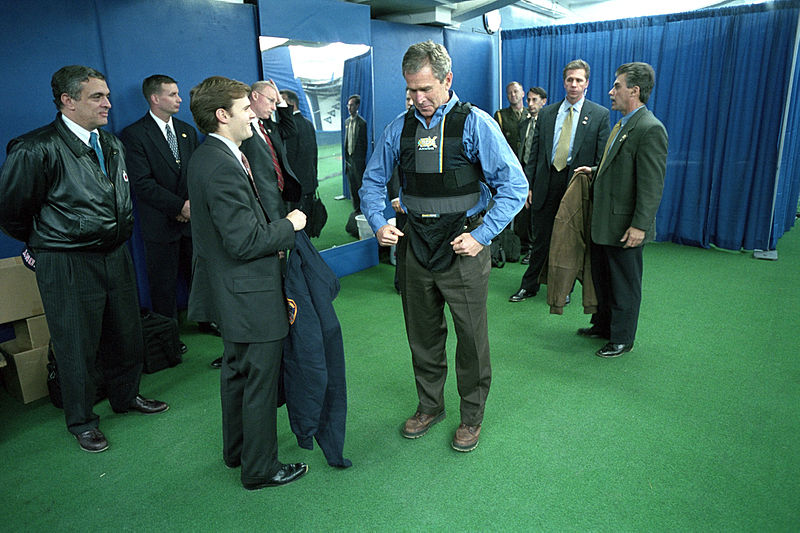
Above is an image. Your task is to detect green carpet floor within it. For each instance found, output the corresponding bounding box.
[1,226,798,531]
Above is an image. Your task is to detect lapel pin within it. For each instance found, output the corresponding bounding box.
[181,133,187,138]
[582,116,588,125]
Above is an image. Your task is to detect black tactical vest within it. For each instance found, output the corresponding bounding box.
[398,102,483,272]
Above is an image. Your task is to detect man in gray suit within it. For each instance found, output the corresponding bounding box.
[575,62,668,358]
[186,76,308,489]
[509,59,610,303]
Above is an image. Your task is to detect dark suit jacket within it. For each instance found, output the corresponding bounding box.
[240,106,302,220]
[591,107,668,246]
[283,111,318,196]
[517,113,536,166]
[494,106,524,158]
[187,135,295,343]
[526,99,610,211]
[344,114,367,176]
[120,113,198,242]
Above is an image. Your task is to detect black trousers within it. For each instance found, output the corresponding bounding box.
[143,235,192,319]
[34,245,143,435]
[590,242,644,344]
[345,157,363,212]
[221,338,283,485]
[397,232,492,426]
[513,204,533,252]
[519,166,569,291]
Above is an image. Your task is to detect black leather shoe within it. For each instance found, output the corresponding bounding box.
[76,428,109,453]
[509,288,536,302]
[210,357,223,369]
[596,342,634,358]
[577,325,609,339]
[178,342,188,355]
[243,463,308,490]
[520,251,531,265]
[198,321,221,336]
[124,395,169,414]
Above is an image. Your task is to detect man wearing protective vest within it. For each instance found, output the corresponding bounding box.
[360,41,528,452]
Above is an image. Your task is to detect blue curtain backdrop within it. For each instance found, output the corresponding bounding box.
[340,51,374,199]
[261,46,313,120]
[502,1,800,251]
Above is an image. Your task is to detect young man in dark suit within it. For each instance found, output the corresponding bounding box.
[121,75,210,354]
[186,76,308,489]
[509,59,610,303]
[575,62,668,358]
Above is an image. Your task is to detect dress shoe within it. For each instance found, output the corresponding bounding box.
[509,288,536,303]
[520,251,531,265]
[178,342,188,355]
[577,325,609,339]
[210,356,223,369]
[402,410,445,438]
[452,423,481,452]
[596,342,634,358]
[76,428,108,453]
[243,463,308,490]
[198,321,221,336]
[117,394,169,414]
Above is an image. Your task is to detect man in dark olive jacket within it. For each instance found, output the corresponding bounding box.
[0,65,168,454]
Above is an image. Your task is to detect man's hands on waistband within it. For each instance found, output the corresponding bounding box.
[451,232,483,256]
[376,224,404,246]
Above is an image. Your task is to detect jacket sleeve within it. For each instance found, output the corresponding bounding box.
[592,106,611,166]
[0,140,50,242]
[631,122,668,231]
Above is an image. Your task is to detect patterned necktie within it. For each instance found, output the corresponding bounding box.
[599,120,622,172]
[258,120,284,192]
[89,131,107,177]
[240,152,258,196]
[165,124,180,165]
[552,106,573,171]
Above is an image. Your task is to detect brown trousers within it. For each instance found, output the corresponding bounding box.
[397,234,492,426]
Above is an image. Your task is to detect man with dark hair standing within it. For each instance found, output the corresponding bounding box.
[360,41,528,453]
[0,65,168,453]
[509,59,610,303]
[344,94,367,212]
[575,62,668,358]
[187,76,308,489]
[120,75,212,353]
[516,86,548,263]
[280,89,318,218]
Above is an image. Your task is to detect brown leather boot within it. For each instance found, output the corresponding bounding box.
[451,423,481,452]
[401,411,445,438]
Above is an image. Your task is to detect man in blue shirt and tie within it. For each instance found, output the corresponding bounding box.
[360,41,528,453]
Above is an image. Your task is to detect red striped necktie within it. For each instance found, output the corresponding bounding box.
[258,120,284,192]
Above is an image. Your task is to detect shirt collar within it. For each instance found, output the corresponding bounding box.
[60,114,97,146]
[149,110,174,135]
[621,104,645,126]
[209,133,243,161]
[560,96,585,114]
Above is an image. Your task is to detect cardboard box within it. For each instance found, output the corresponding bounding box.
[0,339,49,404]
[0,257,44,324]
[13,314,50,350]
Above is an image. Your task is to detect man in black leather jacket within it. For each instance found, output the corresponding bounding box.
[0,65,168,453]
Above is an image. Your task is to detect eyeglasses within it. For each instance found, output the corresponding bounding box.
[254,91,277,105]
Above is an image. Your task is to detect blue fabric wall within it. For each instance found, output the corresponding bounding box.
[501,1,800,251]
[0,0,261,308]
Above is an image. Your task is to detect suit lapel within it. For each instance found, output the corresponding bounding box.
[173,119,192,165]
[571,101,594,157]
[603,108,647,172]
[541,103,559,156]
[144,114,180,173]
